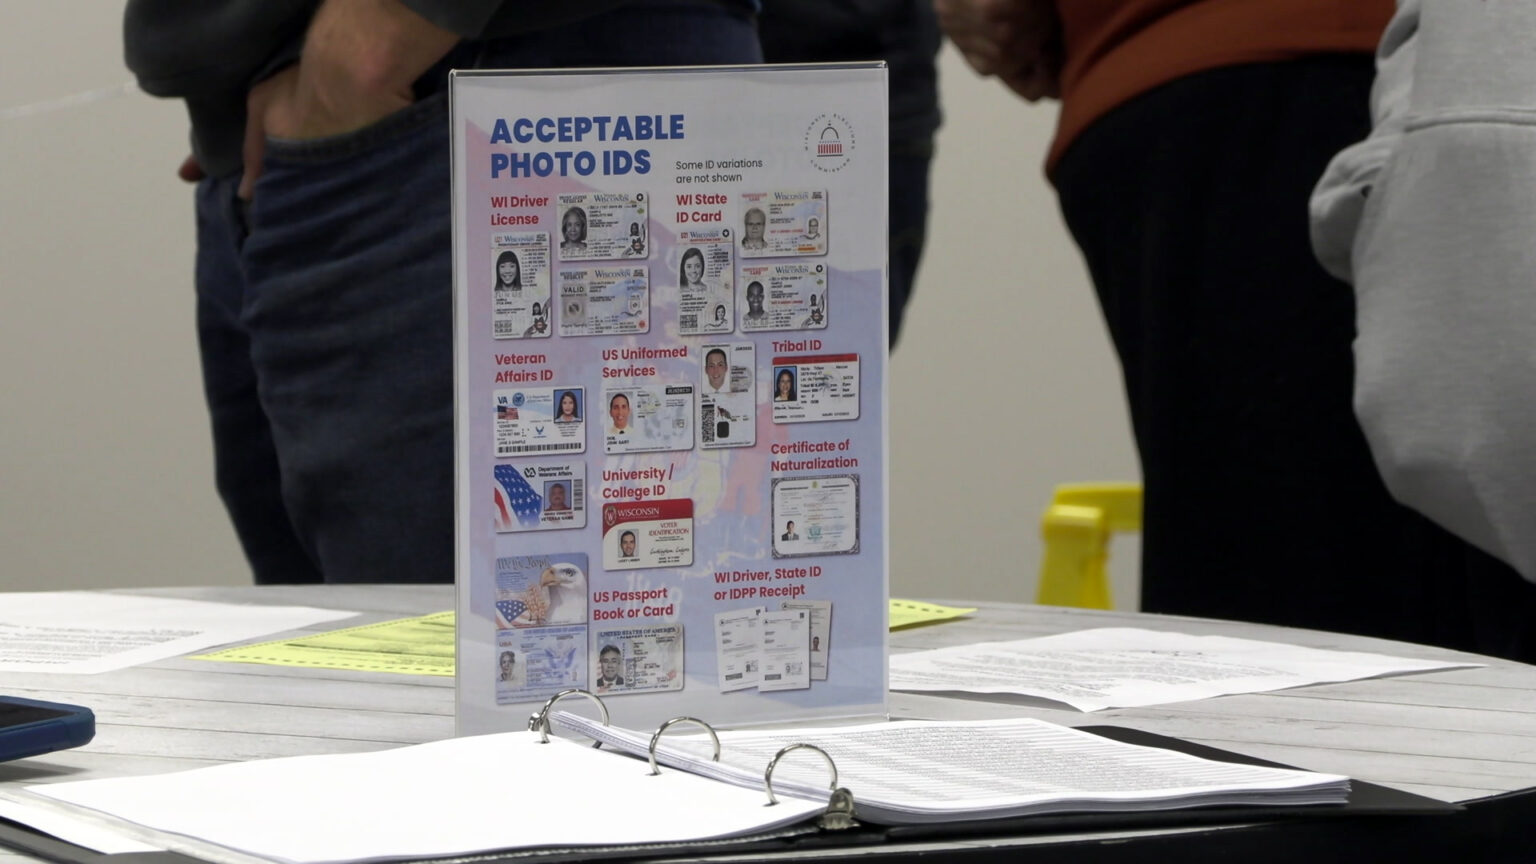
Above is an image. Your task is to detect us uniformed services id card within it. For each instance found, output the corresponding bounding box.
[675,228,735,335]
[592,625,683,695]
[738,190,827,258]
[602,384,695,454]
[557,192,649,261]
[559,266,649,336]
[602,498,694,571]
[495,386,586,456]
[771,354,860,423]
[491,232,552,339]
[455,65,889,734]
[492,463,586,532]
[739,263,827,332]
[699,342,755,449]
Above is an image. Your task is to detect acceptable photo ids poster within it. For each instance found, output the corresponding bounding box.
[453,64,889,734]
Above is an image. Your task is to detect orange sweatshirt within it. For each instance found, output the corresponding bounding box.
[1050,0,1394,173]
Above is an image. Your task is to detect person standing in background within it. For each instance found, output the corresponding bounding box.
[124,0,762,586]
[937,0,1536,662]
[1310,0,1536,662]
[758,0,942,347]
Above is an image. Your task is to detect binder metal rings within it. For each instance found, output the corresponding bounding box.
[528,688,609,746]
[764,743,838,805]
[647,716,721,776]
[764,744,858,828]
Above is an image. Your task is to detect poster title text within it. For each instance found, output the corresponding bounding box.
[489,114,686,178]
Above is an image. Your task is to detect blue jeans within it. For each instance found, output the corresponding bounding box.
[195,4,762,584]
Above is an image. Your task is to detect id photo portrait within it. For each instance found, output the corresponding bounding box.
[774,367,797,402]
[560,206,588,253]
[679,247,707,289]
[493,249,522,292]
[608,391,631,434]
[741,207,767,251]
[553,389,582,423]
[543,482,571,512]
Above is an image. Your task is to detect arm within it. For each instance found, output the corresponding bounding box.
[239,0,460,198]
[1308,0,1420,281]
[934,0,1061,101]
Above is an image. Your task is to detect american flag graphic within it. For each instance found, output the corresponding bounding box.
[493,465,542,530]
[495,599,527,627]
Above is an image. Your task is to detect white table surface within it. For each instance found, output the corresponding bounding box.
[1,585,1532,862]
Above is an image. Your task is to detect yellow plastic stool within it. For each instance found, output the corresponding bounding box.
[1037,483,1142,609]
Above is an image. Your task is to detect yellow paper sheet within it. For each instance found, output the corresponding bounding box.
[191,611,456,676]
[889,599,976,630]
[193,601,969,676]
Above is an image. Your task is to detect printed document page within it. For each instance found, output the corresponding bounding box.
[0,592,356,674]
[193,611,456,676]
[0,797,161,854]
[888,599,976,629]
[888,628,1480,711]
[553,713,1348,824]
[28,731,821,864]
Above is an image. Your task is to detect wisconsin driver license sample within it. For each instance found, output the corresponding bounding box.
[557,192,649,261]
[490,231,551,339]
[559,267,650,336]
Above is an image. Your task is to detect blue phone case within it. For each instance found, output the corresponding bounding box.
[0,696,96,763]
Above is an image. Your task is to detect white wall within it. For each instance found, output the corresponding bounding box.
[890,50,1141,607]
[0,4,1141,606]
[1,3,253,590]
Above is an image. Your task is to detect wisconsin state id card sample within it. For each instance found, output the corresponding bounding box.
[452,65,889,734]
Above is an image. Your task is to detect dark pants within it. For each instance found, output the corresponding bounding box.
[1055,58,1536,661]
[194,4,761,584]
[888,150,932,346]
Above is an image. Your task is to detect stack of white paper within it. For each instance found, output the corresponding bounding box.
[25,731,822,864]
[555,712,1349,824]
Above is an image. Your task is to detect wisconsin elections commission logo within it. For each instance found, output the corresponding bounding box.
[803,113,855,173]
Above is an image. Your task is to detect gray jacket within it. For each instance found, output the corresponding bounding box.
[1311,0,1536,583]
